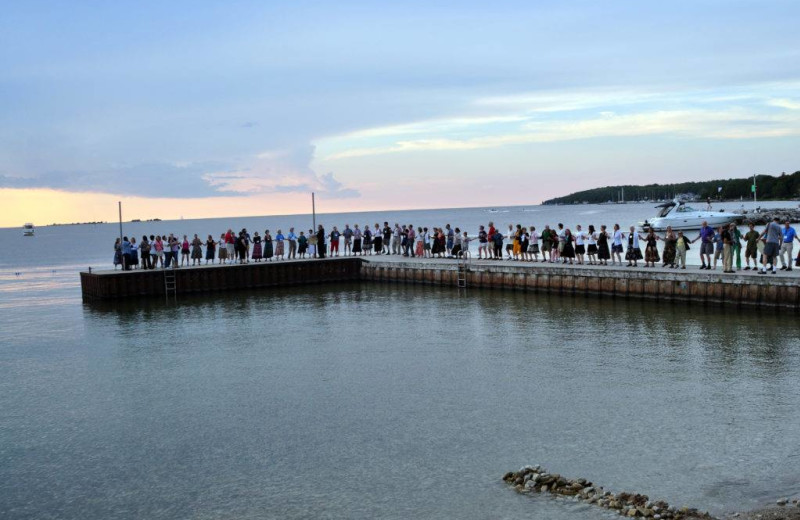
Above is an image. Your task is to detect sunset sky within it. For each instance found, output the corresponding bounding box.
[2,1,799,227]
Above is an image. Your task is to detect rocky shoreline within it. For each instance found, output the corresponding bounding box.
[503,465,800,520]
[734,207,800,225]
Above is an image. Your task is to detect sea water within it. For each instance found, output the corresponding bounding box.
[2,203,799,519]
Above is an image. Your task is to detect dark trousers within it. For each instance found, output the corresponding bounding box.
[141,253,151,269]
[318,244,326,258]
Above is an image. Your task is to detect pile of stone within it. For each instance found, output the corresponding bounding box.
[734,207,800,225]
[503,465,714,519]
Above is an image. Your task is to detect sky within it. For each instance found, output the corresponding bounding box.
[1,0,799,226]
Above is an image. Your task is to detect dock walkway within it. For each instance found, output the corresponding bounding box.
[80,254,800,309]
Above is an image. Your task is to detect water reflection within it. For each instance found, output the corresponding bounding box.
[3,283,798,519]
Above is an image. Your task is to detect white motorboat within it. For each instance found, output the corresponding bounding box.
[23,223,35,236]
[639,200,739,231]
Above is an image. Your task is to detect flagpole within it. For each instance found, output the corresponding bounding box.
[118,201,124,269]
[312,192,316,230]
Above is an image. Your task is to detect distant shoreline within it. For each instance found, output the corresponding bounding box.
[9,199,800,230]
[543,171,800,205]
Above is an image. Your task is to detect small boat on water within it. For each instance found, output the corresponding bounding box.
[23,223,35,236]
[639,200,738,231]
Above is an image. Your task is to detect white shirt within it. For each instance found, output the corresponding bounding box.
[613,230,623,246]
[575,231,585,246]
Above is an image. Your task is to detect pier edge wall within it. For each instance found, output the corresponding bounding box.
[80,258,800,309]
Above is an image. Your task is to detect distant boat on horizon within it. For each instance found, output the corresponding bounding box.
[23,223,35,236]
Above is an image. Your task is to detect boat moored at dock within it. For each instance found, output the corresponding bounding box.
[639,200,738,231]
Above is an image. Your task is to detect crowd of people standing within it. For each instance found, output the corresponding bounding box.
[112,218,800,275]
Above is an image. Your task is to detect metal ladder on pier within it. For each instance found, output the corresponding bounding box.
[164,270,177,301]
[457,251,470,289]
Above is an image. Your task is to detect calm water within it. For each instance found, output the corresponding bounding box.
[2,204,800,519]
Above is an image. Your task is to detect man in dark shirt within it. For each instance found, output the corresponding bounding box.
[382,222,392,254]
[316,225,326,259]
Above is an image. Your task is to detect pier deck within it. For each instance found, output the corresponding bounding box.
[80,255,800,309]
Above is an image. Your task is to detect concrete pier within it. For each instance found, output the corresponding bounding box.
[80,258,362,301]
[361,256,800,309]
[80,256,800,309]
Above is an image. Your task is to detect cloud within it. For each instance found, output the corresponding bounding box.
[204,145,360,199]
[319,84,800,160]
[767,98,800,110]
[325,108,800,159]
[0,161,235,197]
[0,145,360,200]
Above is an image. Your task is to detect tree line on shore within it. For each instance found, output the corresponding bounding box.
[543,170,800,205]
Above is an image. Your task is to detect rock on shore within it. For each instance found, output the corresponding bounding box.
[734,207,800,225]
[503,465,800,520]
[503,465,714,519]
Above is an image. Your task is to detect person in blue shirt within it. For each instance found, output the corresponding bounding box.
[779,221,800,271]
[121,236,132,270]
[287,228,297,260]
[692,221,715,269]
[275,230,286,260]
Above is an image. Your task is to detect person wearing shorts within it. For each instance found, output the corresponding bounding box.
[743,223,759,270]
[342,225,353,256]
[477,225,488,259]
[504,225,514,259]
[692,221,714,269]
